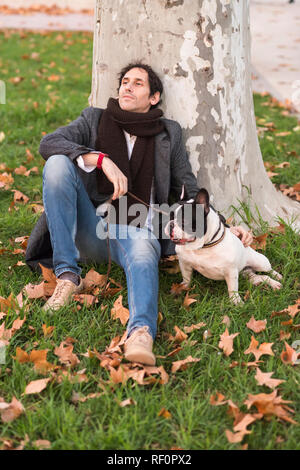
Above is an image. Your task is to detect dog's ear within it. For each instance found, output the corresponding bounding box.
[195,188,210,215]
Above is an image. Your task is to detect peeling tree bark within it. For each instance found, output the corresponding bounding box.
[91,0,300,228]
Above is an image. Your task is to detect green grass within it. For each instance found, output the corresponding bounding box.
[0,30,300,451]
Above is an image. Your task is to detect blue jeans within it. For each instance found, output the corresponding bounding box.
[43,155,161,339]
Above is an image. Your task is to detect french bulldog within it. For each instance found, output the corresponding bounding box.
[165,188,282,304]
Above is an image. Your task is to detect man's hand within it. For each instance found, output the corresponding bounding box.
[101,156,128,200]
[229,226,253,247]
[81,153,128,200]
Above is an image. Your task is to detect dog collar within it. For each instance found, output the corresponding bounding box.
[202,215,226,248]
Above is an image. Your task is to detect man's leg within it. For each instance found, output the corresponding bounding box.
[42,154,108,310]
[108,224,161,340]
[43,155,160,363]
[43,154,108,280]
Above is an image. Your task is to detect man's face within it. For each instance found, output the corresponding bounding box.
[118,67,160,113]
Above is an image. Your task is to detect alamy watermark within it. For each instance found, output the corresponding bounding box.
[0,341,6,364]
[292,80,300,109]
[0,80,6,105]
[96,197,205,241]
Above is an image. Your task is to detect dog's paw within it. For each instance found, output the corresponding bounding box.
[230,293,244,305]
[180,281,190,289]
[269,279,282,290]
[270,270,282,281]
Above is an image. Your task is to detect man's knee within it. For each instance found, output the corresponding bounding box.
[43,154,76,186]
[131,237,161,264]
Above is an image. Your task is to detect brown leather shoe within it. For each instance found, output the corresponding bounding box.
[124,326,156,366]
[43,278,84,312]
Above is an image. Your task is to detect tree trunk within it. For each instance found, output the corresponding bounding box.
[91,0,300,228]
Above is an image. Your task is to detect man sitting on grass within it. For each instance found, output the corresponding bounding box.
[26,62,252,366]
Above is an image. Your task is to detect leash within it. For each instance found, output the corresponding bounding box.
[127,191,169,215]
[103,192,168,293]
[103,192,229,288]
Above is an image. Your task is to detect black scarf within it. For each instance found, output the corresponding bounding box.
[94,98,164,226]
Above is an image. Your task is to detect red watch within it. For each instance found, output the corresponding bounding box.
[96,152,108,169]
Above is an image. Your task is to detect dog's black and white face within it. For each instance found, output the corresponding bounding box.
[165,188,210,250]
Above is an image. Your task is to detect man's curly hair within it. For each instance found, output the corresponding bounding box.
[118,62,163,109]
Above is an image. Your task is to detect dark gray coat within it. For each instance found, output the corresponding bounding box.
[25,106,200,272]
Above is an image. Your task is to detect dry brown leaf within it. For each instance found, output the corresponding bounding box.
[218,328,239,356]
[168,326,188,343]
[270,309,288,319]
[33,440,51,450]
[42,324,55,337]
[16,292,23,309]
[25,166,39,176]
[183,292,198,309]
[227,399,243,423]
[0,396,24,423]
[10,317,26,335]
[34,360,57,375]
[225,413,259,444]
[71,391,103,403]
[0,293,17,312]
[56,369,88,384]
[183,322,206,333]
[143,365,169,385]
[286,301,300,319]
[73,294,97,306]
[222,315,231,327]
[24,378,51,395]
[165,346,182,358]
[109,364,131,384]
[0,172,14,190]
[25,148,34,162]
[275,161,290,169]
[24,281,46,299]
[14,165,28,175]
[119,398,137,407]
[12,190,29,204]
[225,429,251,443]
[170,282,189,296]
[244,336,274,361]
[210,392,227,406]
[83,269,107,292]
[110,295,129,325]
[158,408,172,419]
[267,171,279,178]
[171,355,200,374]
[0,322,12,343]
[250,233,268,251]
[29,349,49,363]
[48,74,61,82]
[14,347,56,374]
[275,131,291,137]
[254,368,285,389]
[234,413,257,433]
[246,316,267,333]
[280,341,299,365]
[13,347,30,363]
[54,341,80,367]
[15,235,29,248]
[30,204,44,214]
[279,330,291,341]
[39,264,57,284]
[24,265,57,299]
[244,390,296,424]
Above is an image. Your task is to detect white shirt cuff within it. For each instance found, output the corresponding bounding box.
[77,154,97,173]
